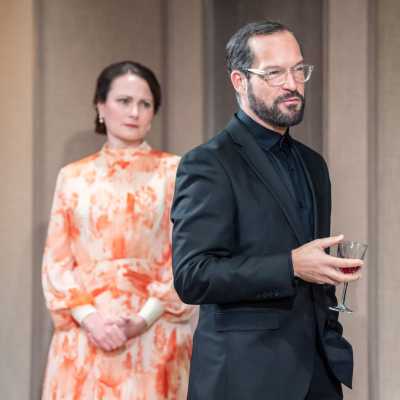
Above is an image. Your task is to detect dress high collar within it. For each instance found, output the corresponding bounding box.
[101,141,152,163]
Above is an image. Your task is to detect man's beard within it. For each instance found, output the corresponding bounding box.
[247,82,305,128]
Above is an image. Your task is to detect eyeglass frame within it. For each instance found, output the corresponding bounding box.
[245,64,314,87]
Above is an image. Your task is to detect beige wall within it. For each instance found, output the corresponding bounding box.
[0,1,34,399]
[376,0,400,397]
[164,0,205,153]
[323,1,371,399]
[325,0,400,399]
[2,1,400,399]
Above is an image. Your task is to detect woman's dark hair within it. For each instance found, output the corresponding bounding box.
[226,20,293,78]
[93,60,161,134]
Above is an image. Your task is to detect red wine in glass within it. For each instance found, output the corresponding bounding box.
[329,241,367,313]
[341,266,361,274]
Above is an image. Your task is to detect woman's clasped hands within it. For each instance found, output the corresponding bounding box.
[81,312,147,352]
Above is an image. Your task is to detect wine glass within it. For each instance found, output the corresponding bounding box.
[329,240,367,313]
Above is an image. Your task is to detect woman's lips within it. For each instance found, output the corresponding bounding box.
[124,123,139,128]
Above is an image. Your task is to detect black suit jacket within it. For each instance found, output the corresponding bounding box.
[171,116,353,400]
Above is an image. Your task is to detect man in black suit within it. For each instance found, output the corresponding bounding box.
[171,20,363,400]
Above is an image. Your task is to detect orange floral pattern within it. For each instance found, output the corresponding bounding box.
[42,142,194,400]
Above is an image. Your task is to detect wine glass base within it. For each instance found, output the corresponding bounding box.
[329,304,353,313]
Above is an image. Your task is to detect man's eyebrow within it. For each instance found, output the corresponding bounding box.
[258,60,305,69]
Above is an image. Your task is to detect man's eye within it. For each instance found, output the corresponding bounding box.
[267,69,283,78]
[293,65,306,73]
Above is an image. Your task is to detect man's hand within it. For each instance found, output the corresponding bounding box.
[113,315,148,340]
[81,312,128,352]
[291,235,364,285]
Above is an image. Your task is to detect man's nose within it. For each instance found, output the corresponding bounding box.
[282,70,297,91]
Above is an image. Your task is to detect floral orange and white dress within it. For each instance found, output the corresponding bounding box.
[42,142,194,400]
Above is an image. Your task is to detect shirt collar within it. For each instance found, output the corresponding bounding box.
[236,109,292,152]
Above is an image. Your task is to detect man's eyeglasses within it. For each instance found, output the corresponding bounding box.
[246,64,314,87]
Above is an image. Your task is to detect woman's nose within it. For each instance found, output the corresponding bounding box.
[129,103,139,118]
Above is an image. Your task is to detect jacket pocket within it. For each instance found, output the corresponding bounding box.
[215,310,280,332]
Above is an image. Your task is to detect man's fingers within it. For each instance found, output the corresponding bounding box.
[321,268,342,285]
[343,271,362,282]
[315,234,344,249]
[336,271,361,283]
[322,264,362,285]
[329,267,362,283]
[324,277,340,286]
[330,257,364,269]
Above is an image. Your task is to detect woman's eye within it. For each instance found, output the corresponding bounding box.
[118,98,130,105]
[141,101,152,109]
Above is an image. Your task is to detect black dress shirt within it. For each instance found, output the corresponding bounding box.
[237,109,314,242]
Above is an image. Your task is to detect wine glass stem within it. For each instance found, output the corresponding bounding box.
[341,282,349,305]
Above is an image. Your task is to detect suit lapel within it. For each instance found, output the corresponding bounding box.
[226,117,307,244]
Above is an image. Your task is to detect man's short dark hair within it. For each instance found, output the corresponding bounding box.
[226,20,293,78]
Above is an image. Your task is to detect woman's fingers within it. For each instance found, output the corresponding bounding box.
[82,312,128,351]
[106,324,127,348]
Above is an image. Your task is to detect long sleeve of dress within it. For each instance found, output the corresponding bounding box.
[141,159,195,324]
[42,168,95,329]
[144,255,195,324]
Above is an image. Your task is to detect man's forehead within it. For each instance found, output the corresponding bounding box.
[248,31,302,64]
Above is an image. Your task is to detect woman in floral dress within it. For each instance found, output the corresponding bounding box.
[42,61,194,400]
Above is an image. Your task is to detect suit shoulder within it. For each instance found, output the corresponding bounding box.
[180,130,232,163]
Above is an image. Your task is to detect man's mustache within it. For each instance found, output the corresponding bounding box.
[276,91,304,103]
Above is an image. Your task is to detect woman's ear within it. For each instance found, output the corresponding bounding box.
[97,103,105,119]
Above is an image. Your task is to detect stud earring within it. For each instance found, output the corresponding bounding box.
[99,115,104,124]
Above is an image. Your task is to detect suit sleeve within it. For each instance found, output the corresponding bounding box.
[171,147,296,305]
[315,156,344,333]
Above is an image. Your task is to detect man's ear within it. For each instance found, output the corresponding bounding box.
[230,70,248,96]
